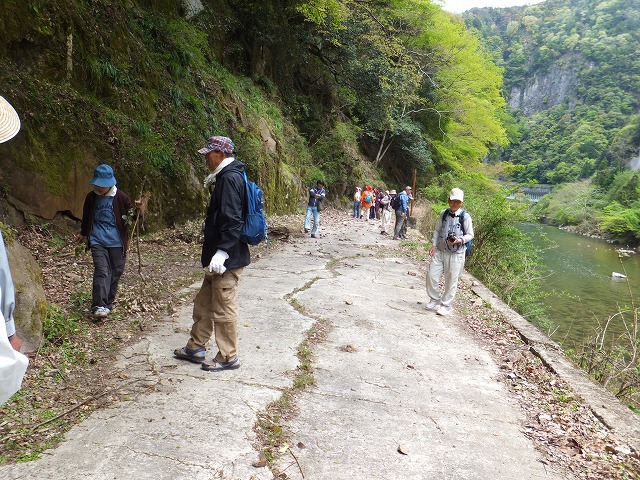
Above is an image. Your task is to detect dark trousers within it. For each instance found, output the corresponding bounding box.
[91,245,126,311]
[394,213,405,238]
[400,215,408,237]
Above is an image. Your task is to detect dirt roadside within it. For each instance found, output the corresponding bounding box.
[0,209,639,479]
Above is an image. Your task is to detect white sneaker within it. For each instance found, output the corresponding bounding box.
[436,305,451,316]
[425,300,440,311]
[93,307,110,318]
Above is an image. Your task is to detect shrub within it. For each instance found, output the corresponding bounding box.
[465,194,550,327]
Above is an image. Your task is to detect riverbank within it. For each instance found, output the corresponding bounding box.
[1,209,639,478]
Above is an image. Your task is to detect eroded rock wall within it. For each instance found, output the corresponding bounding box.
[508,62,578,116]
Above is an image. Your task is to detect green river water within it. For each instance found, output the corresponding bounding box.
[520,224,640,348]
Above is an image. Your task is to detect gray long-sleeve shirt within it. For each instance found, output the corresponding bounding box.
[432,208,474,254]
[0,232,16,337]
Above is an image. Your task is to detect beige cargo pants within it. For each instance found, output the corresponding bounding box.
[187,267,244,362]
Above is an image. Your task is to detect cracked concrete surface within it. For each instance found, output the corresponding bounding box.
[3,212,634,479]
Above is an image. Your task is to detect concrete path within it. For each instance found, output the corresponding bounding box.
[1,212,571,480]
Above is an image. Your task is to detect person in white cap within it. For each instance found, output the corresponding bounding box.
[425,187,474,316]
[352,187,362,218]
[380,190,392,235]
[0,95,28,404]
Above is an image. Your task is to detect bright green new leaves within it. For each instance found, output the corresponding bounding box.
[296,0,348,33]
[305,0,508,175]
[404,3,508,169]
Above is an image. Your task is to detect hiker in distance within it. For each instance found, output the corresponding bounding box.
[77,164,140,320]
[393,186,411,240]
[304,180,326,238]
[174,135,249,371]
[425,188,474,316]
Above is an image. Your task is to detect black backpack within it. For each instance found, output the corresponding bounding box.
[391,195,402,210]
[441,209,472,256]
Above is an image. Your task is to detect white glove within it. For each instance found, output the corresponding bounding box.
[208,250,229,274]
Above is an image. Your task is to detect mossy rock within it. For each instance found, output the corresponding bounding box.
[6,237,46,353]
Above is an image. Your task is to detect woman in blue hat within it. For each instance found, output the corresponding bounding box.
[76,164,137,319]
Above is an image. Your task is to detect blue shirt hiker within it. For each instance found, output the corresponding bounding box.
[304,180,326,238]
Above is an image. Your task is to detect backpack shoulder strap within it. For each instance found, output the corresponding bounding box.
[459,209,466,235]
[441,209,449,224]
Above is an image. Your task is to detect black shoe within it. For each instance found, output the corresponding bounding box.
[311,234,317,238]
[304,228,310,233]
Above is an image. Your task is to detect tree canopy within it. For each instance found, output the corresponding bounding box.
[464,0,640,242]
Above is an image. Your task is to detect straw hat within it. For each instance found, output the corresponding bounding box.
[0,96,21,144]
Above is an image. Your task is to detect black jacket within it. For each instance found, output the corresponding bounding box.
[201,159,251,270]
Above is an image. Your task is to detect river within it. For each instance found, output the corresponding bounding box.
[520,224,640,348]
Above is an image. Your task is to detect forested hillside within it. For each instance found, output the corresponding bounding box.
[463,0,640,241]
[0,0,506,229]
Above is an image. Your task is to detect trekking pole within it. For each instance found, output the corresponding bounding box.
[128,176,149,279]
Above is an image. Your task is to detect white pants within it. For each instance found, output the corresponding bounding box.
[381,208,392,233]
[426,250,466,307]
[0,310,28,405]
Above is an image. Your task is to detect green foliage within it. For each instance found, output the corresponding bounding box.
[0,0,512,226]
[469,2,638,160]
[605,170,640,208]
[599,202,640,243]
[421,173,547,324]
[295,0,347,32]
[241,0,509,191]
[532,180,604,227]
[43,304,82,346]
[308,121,362,193]
[466,194,549,325]
[465,0,640,242]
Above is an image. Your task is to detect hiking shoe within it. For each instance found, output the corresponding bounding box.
[304,228,310,233]
[201,357,240,372]
[93,307,110,319]
[174,346,206,363]
[436,305,451,316]
[425,300,440,311]
[311,234,317,238]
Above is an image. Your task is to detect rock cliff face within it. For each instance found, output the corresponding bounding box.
[508,62,578,116]
[0,0,307,232]
[0,144,98,223]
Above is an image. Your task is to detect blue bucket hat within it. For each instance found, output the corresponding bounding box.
[90,164,117,188]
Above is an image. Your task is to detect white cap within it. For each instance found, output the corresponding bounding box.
[449,188,464,202]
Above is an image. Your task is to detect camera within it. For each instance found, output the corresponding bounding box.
[446,232,458,243]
